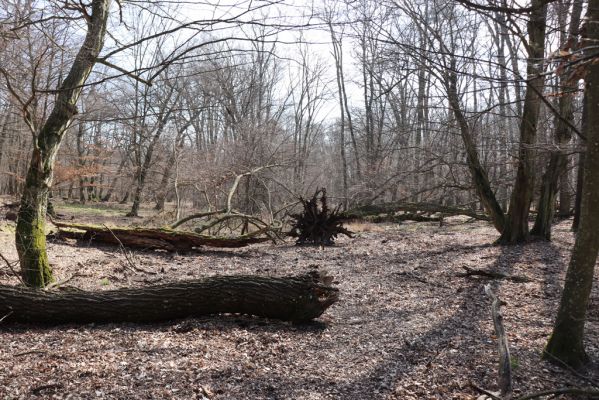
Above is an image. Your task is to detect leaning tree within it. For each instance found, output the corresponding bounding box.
[15,0,110,287]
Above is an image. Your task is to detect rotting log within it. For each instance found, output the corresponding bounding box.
[343,202,489,221]
[0,272,339,324]
[51,220,270,251]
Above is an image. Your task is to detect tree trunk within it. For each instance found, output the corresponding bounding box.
[15,0,110,287]
[544,8,599,368]
[498,0,547,244]
[572,151,584,231]
[531,0,582,239]
[53,221,272,251]
[0,272,338,324]
[446,71,505,232]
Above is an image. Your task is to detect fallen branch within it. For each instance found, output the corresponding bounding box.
[44,272,82,290]
[0,251,25,285]
[514,387,599,400]
[52,220,270,251]
[0,271,339,324]
[169,209,225,230]
[469,382,502,400]
[344,201,489,221]
[484,284,513,398]
[458,266,533,283]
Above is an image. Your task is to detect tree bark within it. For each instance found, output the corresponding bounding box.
[498,0,547,244]
[531,0,582,239]
[15,0,110,287]
[544,7,599,367]
[0,272,339,324]
[53,221,272,251]
[446,70,505,231]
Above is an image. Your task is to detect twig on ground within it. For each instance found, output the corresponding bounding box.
[458,266,533,283]
[0,251,25,285]
[31,383,64,395]
[541,350,599,388]
[514,387,599,400]
[102,224,156,275]
[469,381,502,400]
[0,311,13,323]
[45,272,82,290]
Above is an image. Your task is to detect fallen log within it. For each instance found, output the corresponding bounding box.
[51,220,270,251]
[457,266,533,283]
[0,272,339,324]
[344,202,489,221]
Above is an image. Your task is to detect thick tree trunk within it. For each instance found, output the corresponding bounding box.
[15,0,110,287]
[53,221,271,251]
[544,9,599,368]
[0,272,339,324]
[499,0,547,244]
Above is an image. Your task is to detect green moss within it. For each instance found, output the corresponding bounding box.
[15,201,54,288]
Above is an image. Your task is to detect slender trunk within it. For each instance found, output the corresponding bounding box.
[329,21,349,207]
[531,0,582,239]
[128,115,171,217]
[572,151,584,232]
[446,71,505,232]
[15,0,110,287]
[498,0,547,244]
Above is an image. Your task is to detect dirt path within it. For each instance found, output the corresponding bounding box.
[0,212,597,399]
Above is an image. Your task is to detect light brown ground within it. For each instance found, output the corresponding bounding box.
[0,199,597,399]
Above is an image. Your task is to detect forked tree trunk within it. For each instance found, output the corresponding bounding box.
[0,273,339,324]
[15,0,110,287]
[498,0,547,244]
[544,10,599,368]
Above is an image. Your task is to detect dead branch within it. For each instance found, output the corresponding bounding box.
[0,251,25,285]
[514,387,599,400]
[169,209,225,229]
[344,202,489,221]
[52,220,270,251]
[484,284,513,398]
[458,266,533,283]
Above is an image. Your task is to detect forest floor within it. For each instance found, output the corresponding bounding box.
[0,198,598,399]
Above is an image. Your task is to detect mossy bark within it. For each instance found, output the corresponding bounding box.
[16,162,53,287]
[14,0,110,287]
[544,9,599,367]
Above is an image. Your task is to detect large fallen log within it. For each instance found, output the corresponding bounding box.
[343,202,490,221]
[51,220,270,251]
[0,272,339,324]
